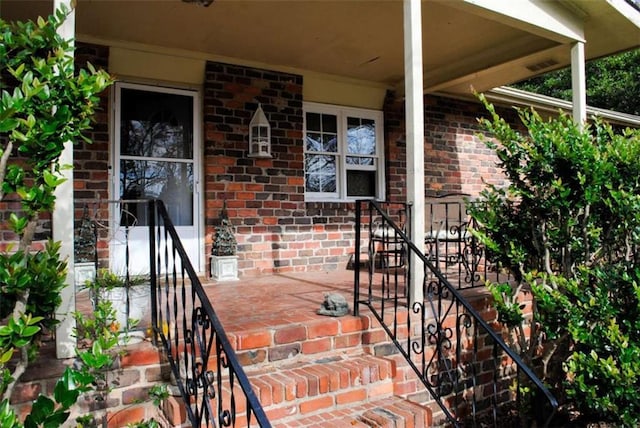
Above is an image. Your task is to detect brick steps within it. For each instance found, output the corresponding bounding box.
[246,353,395,423]
[106,319,434,427]
[228,308,412,370]
[229,314,374,367]
[273,396,431,428]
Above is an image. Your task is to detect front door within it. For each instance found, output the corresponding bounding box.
[112,82,201,275]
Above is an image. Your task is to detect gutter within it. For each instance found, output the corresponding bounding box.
[484,86,640,128]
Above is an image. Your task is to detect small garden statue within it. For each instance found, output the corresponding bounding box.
[211,202,237,256]
[74,205,97,263]
[210,202,239,281]
[317,293,349,317]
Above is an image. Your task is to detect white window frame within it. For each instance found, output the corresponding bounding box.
[303,102,385,202]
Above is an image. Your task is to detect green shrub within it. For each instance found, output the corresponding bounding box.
[470,93,640,425]
[0,5,112,426]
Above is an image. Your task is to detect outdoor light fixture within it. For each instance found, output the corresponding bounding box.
[182,0,214,6]
[248,104,272,158]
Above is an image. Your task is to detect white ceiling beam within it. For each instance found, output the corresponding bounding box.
[457,0,585,42]
[426,44,570,94]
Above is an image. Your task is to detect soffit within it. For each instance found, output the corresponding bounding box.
[2,0,638,96]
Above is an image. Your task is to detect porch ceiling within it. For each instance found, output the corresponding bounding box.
[2,0,639,96]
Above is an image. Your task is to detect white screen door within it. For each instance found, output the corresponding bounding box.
[112,82,201,275]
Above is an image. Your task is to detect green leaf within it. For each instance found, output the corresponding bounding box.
[26,395,54,424]
[11,129,27,142]
[25,114,35,129]
[41,411,70,428]
[0,349,14,364]
[53,369,80,409]
[21,326,40,337]
[0,118,18,132]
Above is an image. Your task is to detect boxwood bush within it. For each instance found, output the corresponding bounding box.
[469,93,640,426]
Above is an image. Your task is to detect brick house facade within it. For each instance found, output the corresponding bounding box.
[73,42,516,279]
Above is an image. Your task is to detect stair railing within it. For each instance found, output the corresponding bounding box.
[353,199,557,427]
[148,200,271,427]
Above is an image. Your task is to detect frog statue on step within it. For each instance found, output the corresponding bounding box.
[317,292,349,317]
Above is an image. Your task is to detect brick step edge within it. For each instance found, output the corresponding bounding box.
[245,353,396,422]
[230,311,399,367]
[273,395,432,428]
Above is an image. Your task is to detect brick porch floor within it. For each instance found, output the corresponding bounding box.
[200,269,359,332]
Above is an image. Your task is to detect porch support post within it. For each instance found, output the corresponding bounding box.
[404,0,425,305]
[53,0,76,359]
[571,41,587,127]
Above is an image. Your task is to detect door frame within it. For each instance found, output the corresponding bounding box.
[111,81,204,274]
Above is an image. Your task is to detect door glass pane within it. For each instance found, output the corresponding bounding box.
[120,160,193,226]
[121,88,193,159]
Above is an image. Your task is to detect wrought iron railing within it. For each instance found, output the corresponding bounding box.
[74,199,270,427]
[353,200,557,427]
[149,200,271,427]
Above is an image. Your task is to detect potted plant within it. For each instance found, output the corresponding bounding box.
[85,269,151,342]
[210,203,238,281]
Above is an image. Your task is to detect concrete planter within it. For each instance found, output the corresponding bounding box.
[75,262,96,289]
[99,284,151,334]
[210,255,238,281]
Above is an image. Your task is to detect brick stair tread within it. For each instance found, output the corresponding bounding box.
[272,396,431,428]
[244,353,396,422]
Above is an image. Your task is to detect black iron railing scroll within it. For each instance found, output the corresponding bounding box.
[354,200,558,427]
[148,200,271,428]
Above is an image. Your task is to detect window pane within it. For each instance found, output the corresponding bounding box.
[347,117,376,156]
[306,133,337,153]
[306,112,320,132]
[322,114,337,133]
[347,170,376,197]
[306,133,322,152]
[120,159,193,226]
[305,154,336,193]
[322,134,338,152]
[346,156,374,166]
[121,89,194,159]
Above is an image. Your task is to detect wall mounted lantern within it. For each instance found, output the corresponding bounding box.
[248,104,271,158]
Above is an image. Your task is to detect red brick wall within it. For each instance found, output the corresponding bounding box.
[383,91,407,204]
[384,92,512,199]
[204,62,361,276]
[72,42,111,265]
[423,95,512,196]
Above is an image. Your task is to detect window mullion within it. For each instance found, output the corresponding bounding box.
[338,111,347,200]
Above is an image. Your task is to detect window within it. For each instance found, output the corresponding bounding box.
[304,103,384,201]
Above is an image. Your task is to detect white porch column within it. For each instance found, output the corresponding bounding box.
[404,0,425,305]
[53,0,76,359]
[571,41,587,126]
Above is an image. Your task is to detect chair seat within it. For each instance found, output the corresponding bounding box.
[372,224,404,240]
[424,228,470,243]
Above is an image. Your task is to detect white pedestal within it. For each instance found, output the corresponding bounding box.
[210,255,238,281]
[75,262,96,288]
